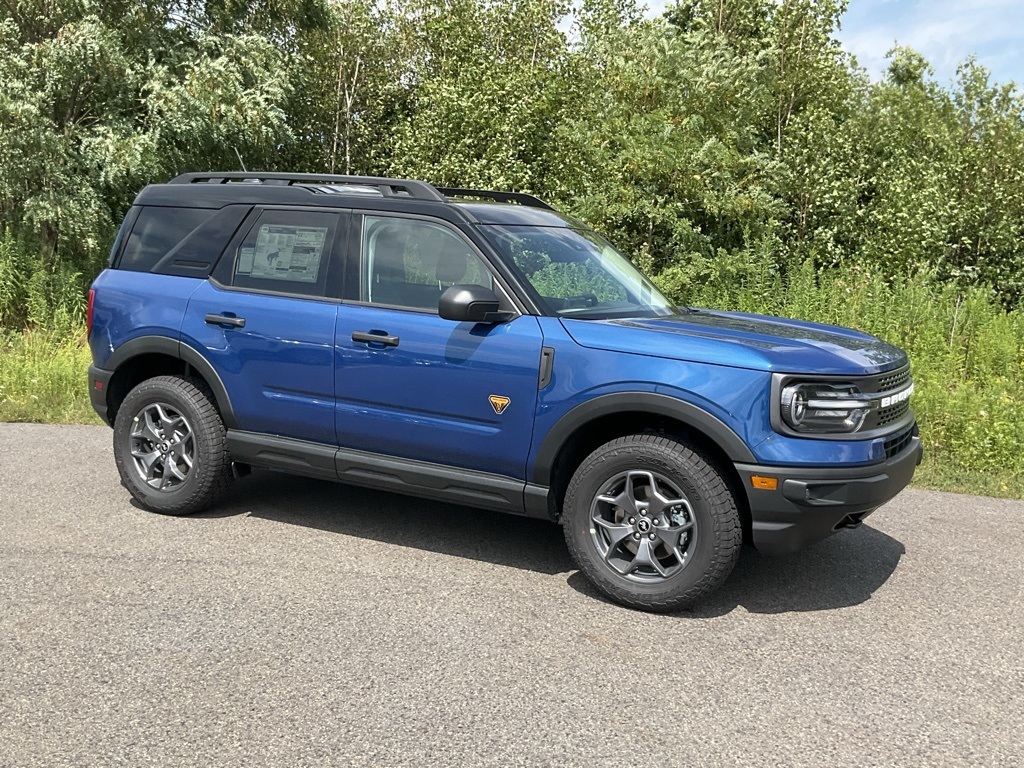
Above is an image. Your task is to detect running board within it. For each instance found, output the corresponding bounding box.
[226,430,549,517]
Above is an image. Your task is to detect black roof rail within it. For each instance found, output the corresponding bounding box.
[169,172,447,202]
[436,187,555,211]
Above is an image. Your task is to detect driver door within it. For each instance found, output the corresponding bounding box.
[334,214,544,479]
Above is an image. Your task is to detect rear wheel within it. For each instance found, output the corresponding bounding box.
[113,375,232,516]
[563,434,741,612]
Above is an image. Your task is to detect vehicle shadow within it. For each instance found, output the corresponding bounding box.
[206,470,575,575]
[567,524,906,617]
[203,470,905,614]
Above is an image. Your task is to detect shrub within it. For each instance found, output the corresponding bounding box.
[0,328,99,424]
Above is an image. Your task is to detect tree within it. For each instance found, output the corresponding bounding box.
[282,0,404,175]
[383,0,576,192]
[0,3,295,270]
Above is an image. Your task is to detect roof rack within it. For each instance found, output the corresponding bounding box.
[436,187,554,211]
[169,172,447,202]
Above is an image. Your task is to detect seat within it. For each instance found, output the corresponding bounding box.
[435,250,470,288]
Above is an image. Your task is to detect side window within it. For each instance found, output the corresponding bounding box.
[230,209,339,297]
[362,216,492,310]
[118,207,215,272]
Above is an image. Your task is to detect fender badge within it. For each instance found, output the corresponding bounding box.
[488,395,511,415]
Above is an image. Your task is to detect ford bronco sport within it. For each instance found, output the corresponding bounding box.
[87,172,922,611]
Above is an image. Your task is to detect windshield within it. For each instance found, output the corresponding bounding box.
[480,225,677,319]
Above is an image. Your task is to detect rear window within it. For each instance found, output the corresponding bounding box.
[227,209,340,298]
[117,207,216,273]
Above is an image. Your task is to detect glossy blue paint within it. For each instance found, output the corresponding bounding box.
[181,281,338,444]
[88,270,198,367]
[334,304,544,478]
[526,317,889,473]
[91,267,906,476]
[561,310,906,376]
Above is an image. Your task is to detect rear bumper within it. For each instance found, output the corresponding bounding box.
[735,436,923,554]
[88,365,113,426]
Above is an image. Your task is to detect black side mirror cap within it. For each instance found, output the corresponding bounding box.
[438,285,513,324]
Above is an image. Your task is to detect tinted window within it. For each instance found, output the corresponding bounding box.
[118,207,215,272]
[362,216,492,311]
[230,209,339,297]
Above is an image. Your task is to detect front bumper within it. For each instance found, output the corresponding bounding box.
[734,435,923,554]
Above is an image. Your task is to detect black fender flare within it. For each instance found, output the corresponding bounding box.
[104,335,238,429]
[531,392,756,486]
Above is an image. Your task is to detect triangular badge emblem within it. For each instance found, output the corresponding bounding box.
[488,395,511,415]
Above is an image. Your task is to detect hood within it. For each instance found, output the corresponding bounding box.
[560,309,907,375]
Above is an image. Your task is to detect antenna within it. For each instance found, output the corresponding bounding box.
[233,148,247,173]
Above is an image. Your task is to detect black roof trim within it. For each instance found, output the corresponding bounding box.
[437,187,554,211]
[170,172,447,203]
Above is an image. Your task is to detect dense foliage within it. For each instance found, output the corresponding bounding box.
[3,0,1024,307]
[1,0,1023,493]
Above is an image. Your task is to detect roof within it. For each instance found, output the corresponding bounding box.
[131,173,572,226]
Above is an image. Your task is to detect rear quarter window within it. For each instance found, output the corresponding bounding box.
[117,207,216,273]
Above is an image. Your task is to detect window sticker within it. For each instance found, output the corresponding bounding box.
[248,225,327,283]
[237,246,255,275]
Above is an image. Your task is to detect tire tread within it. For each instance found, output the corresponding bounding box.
[563,434,741,612]
[113,375,232,516]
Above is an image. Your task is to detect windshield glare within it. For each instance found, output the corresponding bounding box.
[481,225,676,319]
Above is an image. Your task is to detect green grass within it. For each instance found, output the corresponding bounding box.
[912,462,1024,499]
[0,328,101,424]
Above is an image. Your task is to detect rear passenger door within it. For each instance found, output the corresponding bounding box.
[182,207,345,444]
[334,214,544,480]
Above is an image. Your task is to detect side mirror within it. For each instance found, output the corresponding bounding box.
[439,285,513,324]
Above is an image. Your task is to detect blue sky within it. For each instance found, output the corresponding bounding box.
[836,0,1024,87]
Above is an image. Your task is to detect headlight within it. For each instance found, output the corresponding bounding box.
[780,383,872,434]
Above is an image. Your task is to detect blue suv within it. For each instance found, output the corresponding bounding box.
[88,172,922,611]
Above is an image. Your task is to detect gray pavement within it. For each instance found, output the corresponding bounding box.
[1,423,1021,767]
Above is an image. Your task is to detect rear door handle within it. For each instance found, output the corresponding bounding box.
[352,330,399,347]
[205,313,246,328]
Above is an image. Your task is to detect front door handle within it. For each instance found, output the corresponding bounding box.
[352,330,400,347]
[205,313,246,328]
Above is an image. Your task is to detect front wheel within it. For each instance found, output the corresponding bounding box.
[562,434,741,612]
[112,375,232,516]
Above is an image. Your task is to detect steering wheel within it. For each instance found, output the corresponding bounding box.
[564,293,599,309]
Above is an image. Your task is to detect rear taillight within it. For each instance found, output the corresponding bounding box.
[86,289,95,337]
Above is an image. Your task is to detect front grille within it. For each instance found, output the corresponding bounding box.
[878,368,911,392]
[878,400,911,426]
[884,425,915,458]
[856,364,911,396]
[859,364,914,433]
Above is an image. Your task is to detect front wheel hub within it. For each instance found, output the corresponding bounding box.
[589,470,697,583]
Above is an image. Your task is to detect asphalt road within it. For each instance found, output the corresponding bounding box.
[1,423,1021,767]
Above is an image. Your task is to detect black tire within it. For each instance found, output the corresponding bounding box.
[113,375,232,516]
[562,434,741,612]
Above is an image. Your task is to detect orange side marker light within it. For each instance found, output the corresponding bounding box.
[750,475,778,491]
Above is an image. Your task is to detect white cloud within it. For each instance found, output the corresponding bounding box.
[838,0,1024,85]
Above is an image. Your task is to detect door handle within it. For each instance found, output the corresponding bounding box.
[352,330,400,347]
[205,313,246,328]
